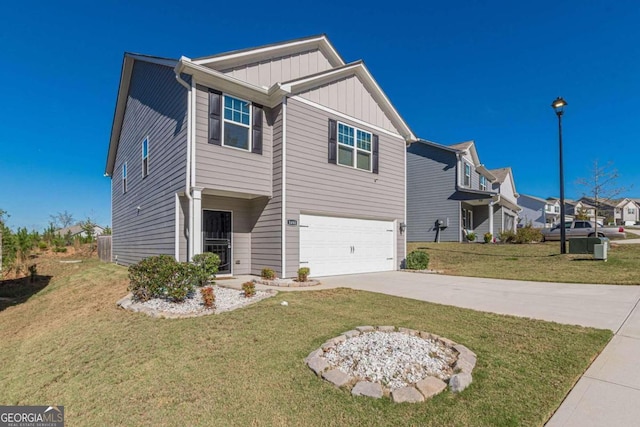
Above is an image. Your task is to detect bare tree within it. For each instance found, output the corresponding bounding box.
[576,160,630,235]
[50,210,75,229]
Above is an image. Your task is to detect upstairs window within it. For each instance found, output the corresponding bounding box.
[142,137,149,178]
[629,207,636,214]
[223,95,251,150]
[479,175,487,191]
[337,122,372,171]
[463,163,471,187]
[122,162,127,194]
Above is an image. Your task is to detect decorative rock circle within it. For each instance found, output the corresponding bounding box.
[305,325,476,402]
[253,278,321,287]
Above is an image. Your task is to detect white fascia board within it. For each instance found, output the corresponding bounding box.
[179,60,287,107]
[285,62,416,143]
[476,165,497,181]
[192,36,344,69]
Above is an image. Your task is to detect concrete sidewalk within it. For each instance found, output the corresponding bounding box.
[225,271,640,426]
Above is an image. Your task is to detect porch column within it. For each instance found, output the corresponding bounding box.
[489,203,494,240]
[191,186,204,259]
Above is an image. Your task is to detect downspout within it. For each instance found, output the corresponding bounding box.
[174,59,193,260]
[281,96,287,278]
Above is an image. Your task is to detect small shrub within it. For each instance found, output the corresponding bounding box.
[297,267,310,282]
[515,225,544,244]
[128,255,181,302]
[466,232,476,242]
[28,264,37,282]
[406,250,429,270]
[242,281,256,298]
[499,230,517,243]
[38,241,48,250]
[261,268,276,280]
[483,232,492,243]
[192,252,220,286]
[53,246,67,253]
[164,262,197,302]
[200,286,215,309]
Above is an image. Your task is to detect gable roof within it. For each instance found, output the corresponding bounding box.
[617,198,640,208]
[192,34,345,70]
[449,141,474,151]
[519,194,548,204]
[488,167,510,184]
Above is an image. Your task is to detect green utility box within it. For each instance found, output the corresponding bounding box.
[568,237,610,254]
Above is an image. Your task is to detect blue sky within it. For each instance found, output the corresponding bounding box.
[1,0,638,230]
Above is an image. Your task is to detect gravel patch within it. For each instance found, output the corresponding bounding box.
[324,331,456,390]
[119,285,275,318]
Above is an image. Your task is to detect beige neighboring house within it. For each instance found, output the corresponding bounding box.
[57,224,105,238]
[615,198,640,225]
[105,35,416,277]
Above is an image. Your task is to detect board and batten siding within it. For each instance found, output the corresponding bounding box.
[194,84,272,197]
[112,61,187,266]
[250,105,283,276]
[218,49,334,88]
[407,142,461,242]
[284,98,405,278]
[296,75,396,133]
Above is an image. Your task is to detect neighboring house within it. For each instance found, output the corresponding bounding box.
[105,35,416,278]
[564,199,604,224]
[579,196,617,223]
[615,198,640,225]
[518,194,556,228]
[544,197,562,225]
[406,140,519,242]
[56,224,105,238]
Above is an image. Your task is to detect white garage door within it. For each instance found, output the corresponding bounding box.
[299,214,396,277]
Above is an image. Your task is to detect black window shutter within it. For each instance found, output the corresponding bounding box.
[252,104,263,155]
[372,134,379,174]
[208,89,222,145]
[328,119,337,164]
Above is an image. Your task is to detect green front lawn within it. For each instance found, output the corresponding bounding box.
[0,255,611,426]
[409,242,640,285]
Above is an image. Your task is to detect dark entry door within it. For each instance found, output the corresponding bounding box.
[203,210,232,274]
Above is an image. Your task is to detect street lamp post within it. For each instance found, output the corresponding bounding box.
[552,97,568,254]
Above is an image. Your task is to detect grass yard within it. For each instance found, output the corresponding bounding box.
[409,242,640,285]
[0,254,611,426]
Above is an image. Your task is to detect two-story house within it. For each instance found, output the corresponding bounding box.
[406,139,519,242]
[615,198,640,225]
[518,194,557,228]
[105,35,416,278]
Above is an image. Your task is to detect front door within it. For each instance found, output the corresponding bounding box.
[202,210,232,275]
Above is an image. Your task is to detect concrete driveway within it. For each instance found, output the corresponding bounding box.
[230,270,640,426]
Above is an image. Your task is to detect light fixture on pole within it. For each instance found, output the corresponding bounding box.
[551,96,567,254]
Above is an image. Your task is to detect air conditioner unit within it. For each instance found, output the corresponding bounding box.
[594,243,608,261]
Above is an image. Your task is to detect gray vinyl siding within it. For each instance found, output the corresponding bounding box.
[194,84,272,197]
[220,49,333,87]
[251,105,283,276]
[111,61,187,266]
[296,75,396,133]
[493,206,503,234]
[201,195,259,275]
[518,195,546,228]
[284,98,405,277]
[179,195,188,261]
[473,205,490,237]
[407,143,461,242]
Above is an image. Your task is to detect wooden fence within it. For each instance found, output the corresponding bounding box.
[97,235,112,263]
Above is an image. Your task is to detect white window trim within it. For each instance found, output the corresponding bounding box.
[122,162,127,194]
[141,136,149,178]
[222,94,252,152]
[463,163,471,187]
[479,175,487,191]
[336,121,372,172]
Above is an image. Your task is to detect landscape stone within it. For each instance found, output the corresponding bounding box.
[438,337,456,347]
[322,369,352,388]
[351,381,383,398]
[454,344,477,359]
[415,376,447,398]
[344,329,361,338]
[307,356,330,375]
[398,327,418,336]
[304,348,323,363]
[391,386,425,403]
[356,326,375,332]
[377,325,395,332]
[420,331,437,340]
[449,373,473,393]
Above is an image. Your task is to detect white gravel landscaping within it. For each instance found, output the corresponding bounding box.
[324,331,456,390]
[117,285,275,318]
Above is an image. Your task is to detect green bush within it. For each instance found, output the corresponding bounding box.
[261,268,276,280]
[128,255,197,303]
[484,232,493,243]
[515,224,544,244]
[192,252,220,286]
[406,250,429,270]
[242,281,256,298]
[499,230,517,243]
[165,263,197,302]
[38,241,48,250]
[53,246,67,253]
[297,267,310,282]
[466,232,477,242]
